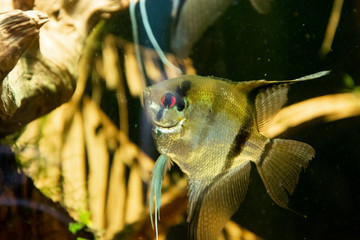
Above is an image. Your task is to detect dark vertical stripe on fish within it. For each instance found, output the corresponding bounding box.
[172,0,187,29]
[223,124,252,171]
[257,139,273,167]
[175,80,192,111]
[188,188,206,240]
[188,174,222,240]
[156,108,164,121]
[176,80,192,97]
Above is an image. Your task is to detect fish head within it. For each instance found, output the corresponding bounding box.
[142,75,208,156]
[142,77,192,129]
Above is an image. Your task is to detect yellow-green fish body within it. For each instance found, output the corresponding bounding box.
[143,71,329,240]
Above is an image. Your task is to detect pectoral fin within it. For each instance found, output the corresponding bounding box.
[256,139,315,209]
[149,154,168,240]
[188,161,251,240]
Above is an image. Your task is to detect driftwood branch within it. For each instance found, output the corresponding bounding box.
[0,0,128,136]
[263,92,360,138]
[0,10,48,80]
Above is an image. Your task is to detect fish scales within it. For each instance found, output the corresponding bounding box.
[143,71,329,240]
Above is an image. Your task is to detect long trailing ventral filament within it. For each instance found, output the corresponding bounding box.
[130,0,183,77]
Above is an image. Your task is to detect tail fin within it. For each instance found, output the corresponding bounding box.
[256,139,315,209]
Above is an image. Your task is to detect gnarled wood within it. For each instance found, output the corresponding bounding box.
[0,10,48,81]
[0,0,128,136]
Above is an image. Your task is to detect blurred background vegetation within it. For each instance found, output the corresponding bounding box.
[1,0,360,239]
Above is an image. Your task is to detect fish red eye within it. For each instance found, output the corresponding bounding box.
[160,92,176,108]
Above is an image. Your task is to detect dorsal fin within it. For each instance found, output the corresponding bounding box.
[255,83,290,134]
[234,71,330,134]
[233,80,291,134]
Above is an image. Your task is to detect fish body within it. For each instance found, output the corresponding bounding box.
[171,0,233,57]
[171,0,275,58]
[143,71,329,239]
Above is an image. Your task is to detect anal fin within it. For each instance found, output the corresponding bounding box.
[188,161,251,240]
[256,139,315,209]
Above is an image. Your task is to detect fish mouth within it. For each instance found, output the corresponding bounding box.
[154,118,184,131]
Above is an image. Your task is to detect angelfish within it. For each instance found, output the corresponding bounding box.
[143,71,329,240]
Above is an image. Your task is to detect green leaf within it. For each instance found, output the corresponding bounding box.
[78,210,92,225]
[343,73,355,88]
[69,222,85,234]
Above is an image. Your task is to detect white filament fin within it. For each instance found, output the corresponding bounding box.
[292,71,330,81]
[129,0,146,78]
[150,154,168,240]
[139,0,183,74]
